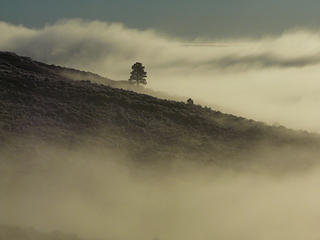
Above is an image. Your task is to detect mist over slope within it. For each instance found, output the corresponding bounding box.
[1,51,320,168]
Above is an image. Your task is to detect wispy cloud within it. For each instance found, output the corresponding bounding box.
[1,19,320,75]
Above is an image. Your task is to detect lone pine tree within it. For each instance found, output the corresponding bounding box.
[129,62,147,86]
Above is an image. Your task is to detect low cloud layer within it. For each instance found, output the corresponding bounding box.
[2,20,320,73]
[2,144,320,240]
[2,19,320,131]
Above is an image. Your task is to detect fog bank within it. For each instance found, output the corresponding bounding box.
[1,144,320,240]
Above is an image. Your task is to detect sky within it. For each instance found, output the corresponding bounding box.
[2,1,320,132]
[2,0,320,39]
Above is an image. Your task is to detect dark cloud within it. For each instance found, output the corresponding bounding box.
[212,53,320,69]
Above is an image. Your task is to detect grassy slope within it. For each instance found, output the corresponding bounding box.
[0,51,319,165]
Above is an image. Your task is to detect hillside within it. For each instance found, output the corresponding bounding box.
[0,225,82,240]
[1,51,320,167]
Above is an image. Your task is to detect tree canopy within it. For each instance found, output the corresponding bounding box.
[129,62,147,86]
